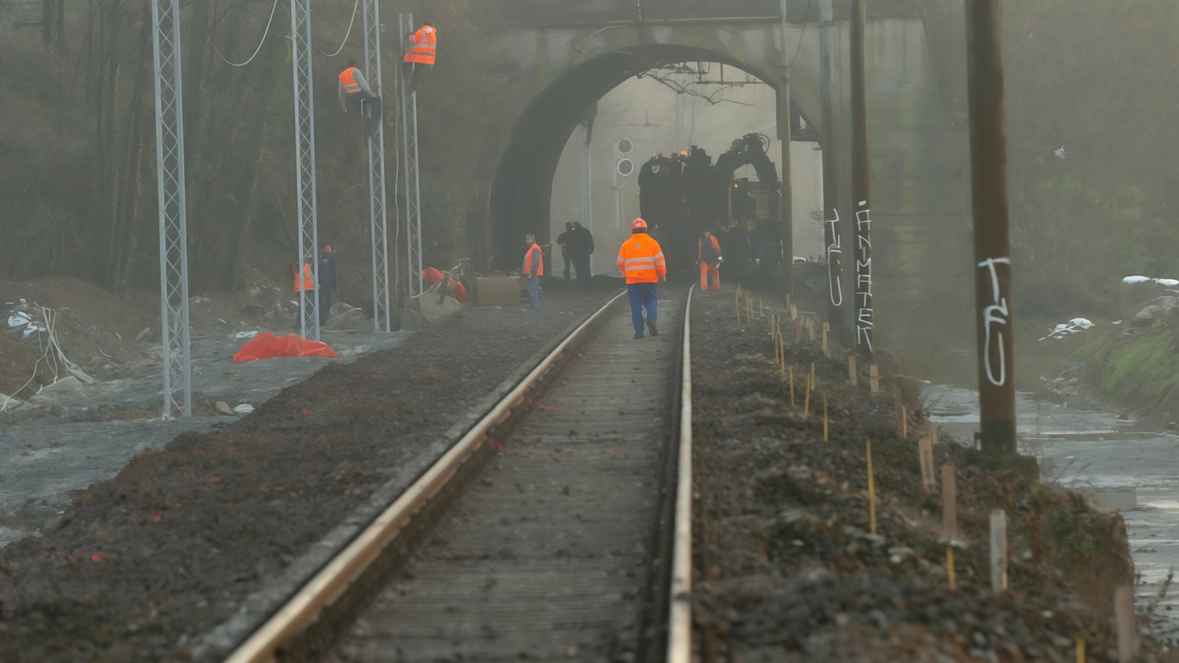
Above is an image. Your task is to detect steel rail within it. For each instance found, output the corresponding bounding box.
[666,285,695,663]
[224,291,626,663]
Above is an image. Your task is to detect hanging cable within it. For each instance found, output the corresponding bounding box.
[212,0,280,68]
[315,0,360,57]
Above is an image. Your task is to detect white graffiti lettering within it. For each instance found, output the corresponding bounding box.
[854,203,873,354]
[978,257,1011,387]
[825,211,843,307]
[856,308,874,354]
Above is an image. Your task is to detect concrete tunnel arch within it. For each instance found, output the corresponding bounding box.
[488,44,784,271]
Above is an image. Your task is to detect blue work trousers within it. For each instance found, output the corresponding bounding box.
[527,276,540,310]
[627,282,658,336]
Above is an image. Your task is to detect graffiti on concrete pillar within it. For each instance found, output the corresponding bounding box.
[825,210,843,307]
[977,256,1011,387]
[854,201,873,354]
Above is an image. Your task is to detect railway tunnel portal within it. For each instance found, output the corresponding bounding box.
[485,0,970,338]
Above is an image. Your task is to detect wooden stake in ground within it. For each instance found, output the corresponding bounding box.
[803,375,811,419]
[946,547,956,590]
[1115,585,1137,662]
[927,421,938,445]
[823,396,828,441]
[866,439,877,535]
[899,406,907,438]
[822,322,830,356]
[810,361,816,388]
[789,366,795,406]
[807,317,815,342]
[1076,638,1085,663]
[869,364,879,394]
[848,355,858,386]
[918,436,935,492]
[778,334,785,374]
[990,509,1007,593]
[941,464,957,539]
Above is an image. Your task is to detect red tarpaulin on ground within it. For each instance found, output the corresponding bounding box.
[232,332,337,362]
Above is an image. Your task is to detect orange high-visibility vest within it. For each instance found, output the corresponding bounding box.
[404,26,436,65]
[523,243,544,276]
[339,67,362,95]
[294,263,315,292]
[698,235,722,262]
[616,233,667,284]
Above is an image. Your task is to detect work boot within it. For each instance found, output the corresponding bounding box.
[633,332,644,340]
[647,319,658,337]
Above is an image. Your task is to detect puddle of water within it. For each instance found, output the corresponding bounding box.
[925,384,1179,636]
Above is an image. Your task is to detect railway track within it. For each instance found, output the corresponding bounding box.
[224,288,697,663]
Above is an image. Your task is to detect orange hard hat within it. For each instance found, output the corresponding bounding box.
[631,218,648,231]
[680,150,688,156]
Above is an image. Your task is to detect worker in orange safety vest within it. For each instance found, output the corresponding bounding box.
[616,218,667,339]
[293,256,316,329]
[522,233,543,311]
[402,20,436,97]
[338,59,376,112]
[698,230,723,291]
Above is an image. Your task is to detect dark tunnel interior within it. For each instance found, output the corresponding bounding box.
[488,44,778,271]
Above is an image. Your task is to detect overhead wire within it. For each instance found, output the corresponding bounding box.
[789,0,813,67]
[315,0,360,57]
[212,0,281,67]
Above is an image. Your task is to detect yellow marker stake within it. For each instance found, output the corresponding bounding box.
[823,397,828,441]
[789,366,795,406]
[810,361,816,388]
[946,547,956,590]
[803,376,811,419]
[778,334,786,373]
[1076,638,1085,663]
[866,439,877,535]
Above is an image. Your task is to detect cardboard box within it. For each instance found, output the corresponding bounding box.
[475,276,522,307]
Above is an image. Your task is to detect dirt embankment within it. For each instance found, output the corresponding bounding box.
[689,292,1165,662]
[0,290,614,662]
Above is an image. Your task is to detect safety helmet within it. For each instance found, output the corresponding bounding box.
[631,218,648,231]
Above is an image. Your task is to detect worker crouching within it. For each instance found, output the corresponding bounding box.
[616,218,667,339]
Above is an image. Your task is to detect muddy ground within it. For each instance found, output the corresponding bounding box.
[689,291,1174,662]
[0,288,615,662]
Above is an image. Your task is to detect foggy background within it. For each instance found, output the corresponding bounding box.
[548,71,823,275]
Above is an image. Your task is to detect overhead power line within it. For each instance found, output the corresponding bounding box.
[315,0,360,57]
[212,0,280,67]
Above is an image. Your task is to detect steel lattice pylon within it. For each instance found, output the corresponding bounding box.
[399,13,423,300]
[151,0,192,417]
[291,0,320,340]
[365,0,391,331]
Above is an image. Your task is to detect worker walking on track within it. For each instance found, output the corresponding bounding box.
[616,218,666,339]
[522,233,543,311]
[402,20,436,96]
[698,230,723,291]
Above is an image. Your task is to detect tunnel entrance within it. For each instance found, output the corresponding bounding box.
[488,45,789,272]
